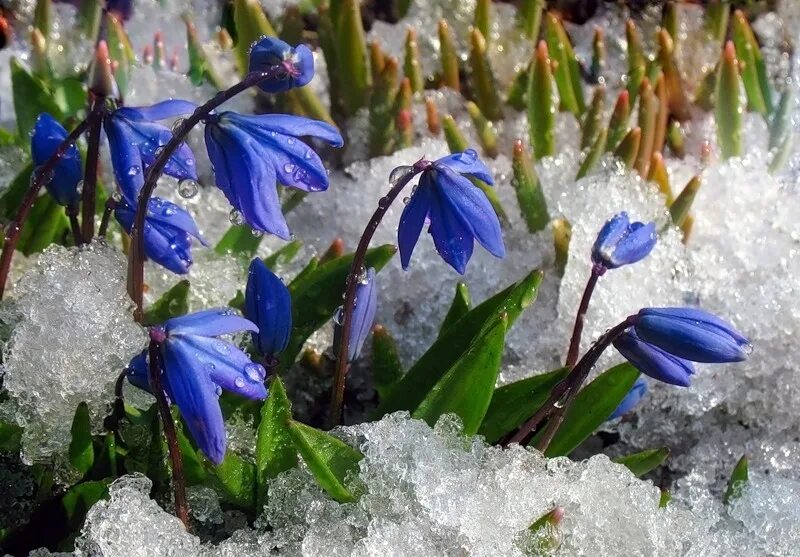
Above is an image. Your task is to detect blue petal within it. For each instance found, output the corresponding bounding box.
[123,100,198,122]
[428,185,474,275]
[637,307,750,346]
[31,113,82,206]
[611,221,657,267]
[162,338,227,464]
[226,113,343,147]
[104,116,145,205]
[608,377,647,420]
[125,350,153,394]
[248,38,315,93]
[614,330,695,387]
[634,313,749,363]
[145,198,207,245]
[205,122,290,239]
[591,212,630,266]
[432,165,505,259]
[177,335,268,401]
[397,174,432,270]
[292,44,315,88]
[165,308,258,337]
[245,258,292,357]
[435,149,494,184]
[348,267,378,361]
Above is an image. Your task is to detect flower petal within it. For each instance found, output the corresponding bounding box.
[397,174,432,270]
[31,113,82,206]
[591,212,630,265]
[614,330,695,387]
[228,113,343,147]
[608,377,647,420]
[637,307,750,346]
[611,221,657,267]
[104,116,145,205]
[245,258,292,357]
[634,313,748,363]
[435,149,494,184]
[164,308,258,337]
[145,198,206,244]
[347,267,378,361]
[124,100,198,121]
[428,185,475,275]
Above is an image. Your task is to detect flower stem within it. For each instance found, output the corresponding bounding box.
[98,197,117,238]
[81,99,106,241]
[0,119,91,299]
[328,161,429,428]
[504,318,632,447]
[565,265,603,367]
[147,339,190,529]
[128,68,284,322]
[67,203,84,245]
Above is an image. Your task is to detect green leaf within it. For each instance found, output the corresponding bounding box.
[175,424,209,486]
[264,239,303,268]
[438,19,460,91]
[465,101,498,158]
[477,367,568,444]
[288,420,363,503]
[372,325,404,400]
[439,282,471,336]
[659,489,672,508]
[61,480,109,522]
[232,0,277,75]
[580,87,606,150]
[207,449,257,511]
[52,78,87,118]
[17,192,70,256]
[0,420,22,452]
[541,363,640,457]
[335,0,370,116]
[374,270,543,417]
[717,42,743,159]
[528,41,556,159]
[606,90,631,153]
[255,377,297,507]
[613,447,670,477]
[215,224,263,257]
[68,402,94,475]
[511,140,549,233]
[723,454,749,505]
[518,0,545,39]
[544,12,585,115]
[279,245,396,369]
[143,280,190,326]
[732,10,772,115]
[575,128,607,180]
[106,15,135,97]
[468,28,502,121]
[184,15,224,88]
[10,58,63,141]
[669,175,702,228]
[413,315,507,434]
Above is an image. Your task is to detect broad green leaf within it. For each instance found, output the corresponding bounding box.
[279,245,396,369]
[723,454,749,505]
[17,192,70,255]
[215,224,264,257]
[143,280,190,326]
[68,402,94,475]
[439,282,471,336]
[0,420,22,452]
[541,363,640,457]
[61,480,109,522]
[288,420,363,503]
[10,58,62,141]
[374,270,543,417]
[477,367,568,444]
[264,239,303,268]
[207,449,257,511]
[613,447,670,477]
[255,377,297,507]
[413,315,507,434]
[372,325,404,400]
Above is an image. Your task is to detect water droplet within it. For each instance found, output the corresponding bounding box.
[283,163,296,174]
[389,165,413,185]
[303,150,313,159]
[286,137,296,145]
[127,165,142,177]
[251,228,264,238]
[111,191,123,202]
[377,196,391,210]
[214,341,230,354]
[178,179,199,199]
[215,385,222,396]
[356,266,368,285]
[743,343,754,355]
[244,363,265,382]
[76,180,84,194]
[229,209,244,225]
[171,118,186,135]
[332,306,344,325]
[162,205,177,216]
[458,148,478,163]
[402,196,410,204]
[234,376,245,388]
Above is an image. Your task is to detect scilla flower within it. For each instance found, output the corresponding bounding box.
[244,258,292,361]
[608,377,648,420]
[398,149,505,274]
[334,267,378,362]
[204,112,343,239]
[104,100,198,204]
[248,36,314,93]
[30,113,82,206]
[614,329,695,386]
[591,212,656,271]
[126,309,268,464]
[115,197,207,274]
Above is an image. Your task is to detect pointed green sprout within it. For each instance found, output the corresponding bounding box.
[716,41,744,159]
[469,27,503,120]
[438,19,461,91]
[512,139,549,232]
[545,12,585,115]
[528,41,557,159]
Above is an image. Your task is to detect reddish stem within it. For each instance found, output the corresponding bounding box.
[81,100,105,240]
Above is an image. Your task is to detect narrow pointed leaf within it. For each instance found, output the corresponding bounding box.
[580,86,605,150]
[613,447,670,477]
[670,176,701,228]
[68,402,94,475]
[717,42,743,159]
[469,27,502,120]
[185,15,224,88]
[625,20,646,106]
[106,15,135,96]
[336,0,370,115]
[263,239,303,268]
[528,41,556,159]
[233,0,277,75]
[404,28,424,94]
[215,225,264,257]
[425,96,441,134]
[143,280,190,326]
[466,101,498,158]
[660,489,672,508]
[657,29,691,121]
[511,139,549,232]
[207,449,257,511]
[614,127,641,169]
[667,119,686,158]
[653,73,669,154]
[288,420,363,503]
[518,0,545,40]
[705,1,730,44]
[439,282,472,336]
[506,60,531,110]
[255,376,296,507]
[552,217,571,277]
[545,12,584,115]
[732,10,772,115]
[438,19,460,91]
[475,0,491,40]
[575,128,607,179]
[10,58,62,140]
[369,54,398,157]
[606,90,630,152]
[372,325,404,400]
[723,454,749,505]
[769,89,793,150]
[635,79,657,176]
[16,191,70,255]
[394,78,414,149]
[647,152,673,205]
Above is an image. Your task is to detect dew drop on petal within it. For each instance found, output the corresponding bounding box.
[458,148,478,163]
[283,163,296,174]
[234,376,245,388]
[286,137,296,145]
[244,362,265,382]
[215,385,222,396]
[229,209,244,225]
[162,205,177,216]
[127,165,142,177]
[178,179,199,199]
[171,118,186,135]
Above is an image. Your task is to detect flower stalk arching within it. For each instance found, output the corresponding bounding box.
[0,118,91,299]
[564,263,604,367]
[328,160,431,428]
[127,66,289,322]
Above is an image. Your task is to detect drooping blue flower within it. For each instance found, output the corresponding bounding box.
[248,37,314,93]
[633,307,751,363]
[126,309,268,464]
[114,197,207,274]
[613,329,695,387]
[244,258,292,359]
[104,100,198,204]
[591,212,657,270]
[335,267,378,362]
[397,149,505,274]
[106,0,133,20]
[204,112,343,239]
[30,113,82,206]
[608,377,648,420]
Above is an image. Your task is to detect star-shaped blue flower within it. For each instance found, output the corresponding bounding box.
[248,37,314,93]
[398,149,505,274]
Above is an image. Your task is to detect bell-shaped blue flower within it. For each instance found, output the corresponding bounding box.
[335,267,378,362]
[591,212,656,270]
[104,100,198,204]
[248,37,314,93]
[633,307,751,363]
[114,197,207,274]
[30,113,82,206]
[204,111,343,239]
[126,309,268,464]
[244,258,292,359]
[608,377,648,420]
[398,149,505,274]
[613,329,695,387]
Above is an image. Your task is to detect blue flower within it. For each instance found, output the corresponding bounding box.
[398,149,505,274]
[335,267,378,362]
[633,307,751,363]
[104,100,198,204]
[204,112,343,239]
[106,0,133,20]
[248,37,314,93]
[30,113,82,206]
[591,212,656,270]
[244,258,292,359]
[613,329,695,387]
[126,309,268,464]
[608,377,648,420]
[114,197,207,274]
